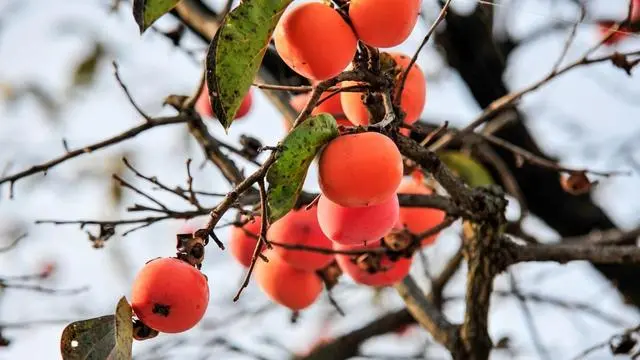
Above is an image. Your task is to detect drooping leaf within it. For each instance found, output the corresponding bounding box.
[438,151,494,188]
[266,114,339,223]
[206,0,293,130]
[60,297,133,360]
[132,0,181,33]
[72,43,105,88]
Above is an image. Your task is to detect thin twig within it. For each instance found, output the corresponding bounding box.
[0,115,188,190]
[112,61,152,122]
[428,49,640,151]
[507,271,551,360]
[0,233,27,253]
[551,4,585,73]
[121,157,192,204]
[233,179,270,302]
[113,174,169,211]
[396,0,453,102]
[1,282,89,295]
[252,83,313,92]
[478,133,628,177]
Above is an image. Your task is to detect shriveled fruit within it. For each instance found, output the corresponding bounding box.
[341,52,426,126]
[274,2,357,80]
[268,207,335,271]
[317,194,399,245]
[349,0,421,48]
[131,258,209,333]
[397,177,446,246]
[229,216,262,267]
[318,132,403,207]
[334,240,412,286]
[196,83,253,120]
[255,251,323,310]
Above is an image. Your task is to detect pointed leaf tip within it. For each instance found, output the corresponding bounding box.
[133,0,181,33]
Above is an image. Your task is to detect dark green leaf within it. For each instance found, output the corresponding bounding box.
[266,114,339,223]
[439,151,494,188]
[132,0,181,33]
[206,0,293,130]
[60,297,133,360]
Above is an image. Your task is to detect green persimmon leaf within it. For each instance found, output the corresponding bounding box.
[206,0,293,130]
[266,114,339,223]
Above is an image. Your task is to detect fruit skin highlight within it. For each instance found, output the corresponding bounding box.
[196,83,253,120]
[255,251,323,311]
[274,2,357,80]
[131,257,209,333]
[268,207,335,271]
[317,194,399,246]
[318,132,403,207]
[334,239,412,286]
[341,52,426,126]
[397,178,446,246]
[229,216,262,267]
[349,0,422,48]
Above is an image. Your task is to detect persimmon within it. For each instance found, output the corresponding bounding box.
[255,251,323,310]
[349,0,421,48]
[274,2,357,80]
[268,207,335,271]
[334,239,412,286]
[317,194,399,245]
[341,52,426,126]
[397,177,446,246]
[229,216,262,268]
[318,132,403,207]
[131,257,209,333]
[196,83,253,120]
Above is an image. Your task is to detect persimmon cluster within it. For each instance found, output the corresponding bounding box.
[221,0,449,312]
[280,0,426,130]
[228,136,446,312]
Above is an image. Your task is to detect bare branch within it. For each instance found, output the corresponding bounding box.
[112,61,152,122]
[0,115,189,191]
[0,233,27,253]
[397,0,452,102]
[429,49,640,151]
[394,275,462,357]
[508,238,640,265]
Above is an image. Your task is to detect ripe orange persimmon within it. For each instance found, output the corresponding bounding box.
[318,132,403,207]
[268,207,335,271]
[397,177,446,246]
[255,251,323,310]
[317,194,399,245]
[196,83,253,120]
[334,239,412,286]
[274,2,357,80]
[229,216,262,268]
[349,0,421,48]
[341,52,426,126]
[131,258,209,333]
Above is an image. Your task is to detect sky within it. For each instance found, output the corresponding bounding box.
[0,0,640,359]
